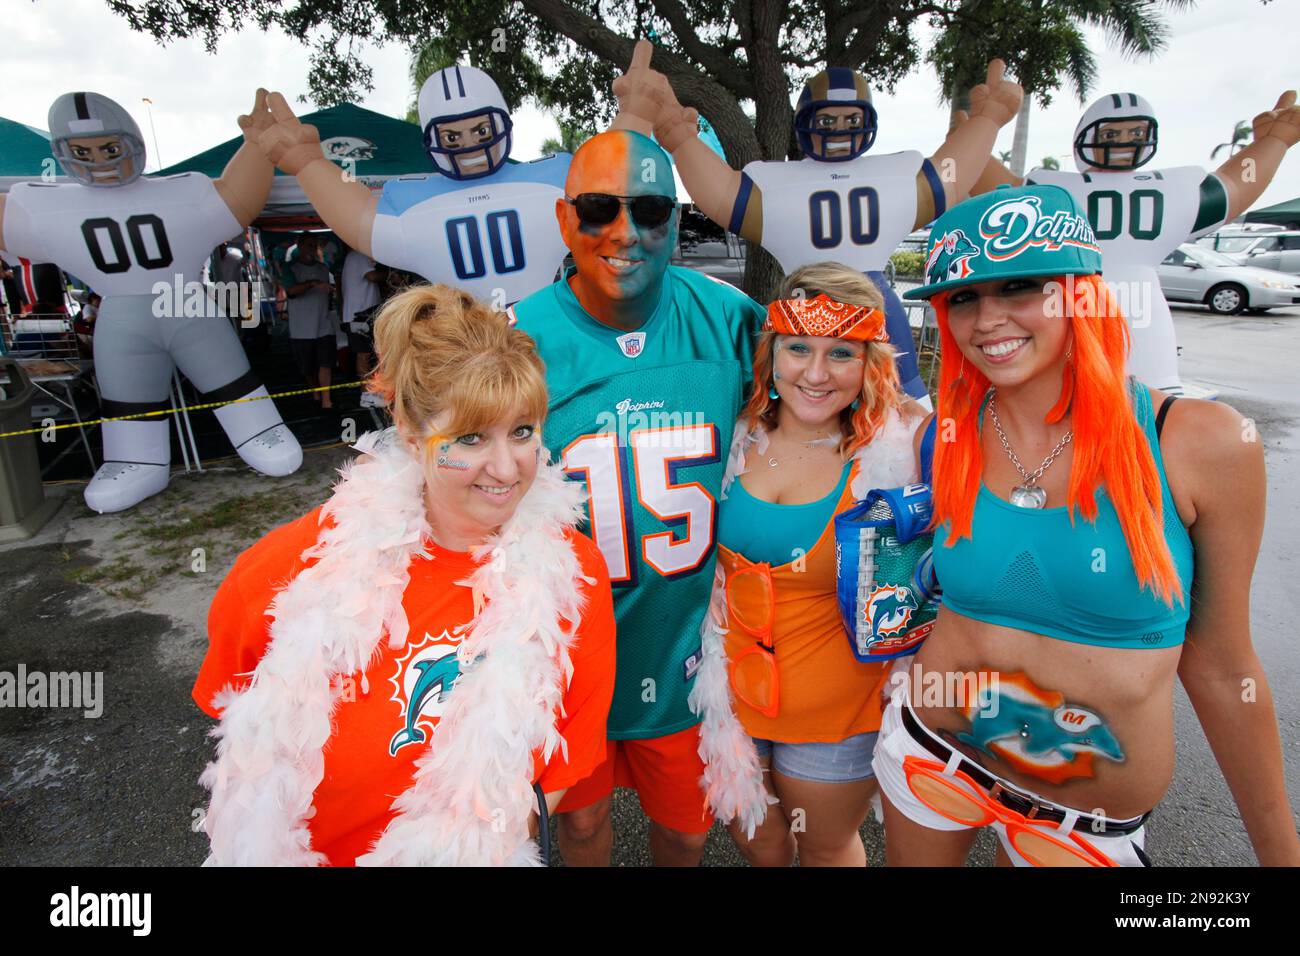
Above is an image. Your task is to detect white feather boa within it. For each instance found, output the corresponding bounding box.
[199,427,589,866]
[689,410,919,838]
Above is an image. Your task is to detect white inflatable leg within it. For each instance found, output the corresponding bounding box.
[84,419,172,514]
[213,385,303,477]
[167,309,303,478]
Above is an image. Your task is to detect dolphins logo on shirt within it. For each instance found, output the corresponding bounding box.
[387,632,464,756]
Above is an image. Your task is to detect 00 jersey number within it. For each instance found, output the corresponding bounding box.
[80,215,174,274]
[444,209,526,280]
[563,424,719,587]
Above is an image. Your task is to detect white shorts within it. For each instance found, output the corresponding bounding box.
[871,683,1150,867]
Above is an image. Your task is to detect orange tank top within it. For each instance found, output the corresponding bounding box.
[719,462,893,743]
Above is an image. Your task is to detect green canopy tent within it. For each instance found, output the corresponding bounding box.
[158,102,455,230]
[160,103,431,179]
[1243,196,1300,229]
[0,115,63,177]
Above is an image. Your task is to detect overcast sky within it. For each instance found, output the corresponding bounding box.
[3,0,1296,210]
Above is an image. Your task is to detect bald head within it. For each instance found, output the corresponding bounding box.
[567,129,675,198]
[555,130,678,325]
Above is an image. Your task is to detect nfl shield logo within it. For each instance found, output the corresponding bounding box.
[616,332,646,358]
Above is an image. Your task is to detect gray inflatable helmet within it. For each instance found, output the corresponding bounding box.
[48,92,147,187]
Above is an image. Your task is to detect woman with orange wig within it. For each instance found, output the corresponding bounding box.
[693,262,926,866]
[870,184,1299,865]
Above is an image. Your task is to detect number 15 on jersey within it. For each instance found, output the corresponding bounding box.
[562,424,720,587]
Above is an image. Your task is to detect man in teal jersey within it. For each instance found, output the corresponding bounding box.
[510,128,763,865]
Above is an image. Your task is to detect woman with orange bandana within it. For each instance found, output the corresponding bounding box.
[870,183,1300,866]
[701,262,925,866]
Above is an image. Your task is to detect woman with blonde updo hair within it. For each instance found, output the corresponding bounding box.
[702,261,927,867]
[193,283,616,867]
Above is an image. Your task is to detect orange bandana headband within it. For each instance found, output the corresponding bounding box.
[764,293,887,342]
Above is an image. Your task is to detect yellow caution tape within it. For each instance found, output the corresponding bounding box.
[1,380,372,440]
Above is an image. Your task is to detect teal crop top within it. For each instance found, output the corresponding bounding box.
[719,462,852,567]
[932,382,1193,649]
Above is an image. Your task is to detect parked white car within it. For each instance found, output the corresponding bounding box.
[1199,230,1300,277]
[1157,243,1300,315]
[1196,224,1285,254]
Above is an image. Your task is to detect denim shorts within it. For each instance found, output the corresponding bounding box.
[752,732,880,784]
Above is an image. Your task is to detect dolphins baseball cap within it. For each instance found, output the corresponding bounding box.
[903,184,1102,300]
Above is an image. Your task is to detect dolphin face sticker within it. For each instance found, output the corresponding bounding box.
[955,671,1124,785]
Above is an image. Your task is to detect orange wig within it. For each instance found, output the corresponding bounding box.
[931,274,1182,606]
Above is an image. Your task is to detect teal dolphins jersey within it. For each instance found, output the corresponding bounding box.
[510,266,763,739]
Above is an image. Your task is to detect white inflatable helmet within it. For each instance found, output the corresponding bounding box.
[417,65,513,180]
[48,91,148,187]
[1073,92,1158,172]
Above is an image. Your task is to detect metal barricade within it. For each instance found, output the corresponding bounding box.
[2,312,83,361]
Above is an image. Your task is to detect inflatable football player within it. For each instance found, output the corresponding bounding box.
[0,90,302,513]
[617,44,1023,405]
[252,66,570,307]
[971,90,1300,392]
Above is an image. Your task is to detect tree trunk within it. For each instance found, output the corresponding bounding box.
[948,80,971,131]
[1010,97,1030,177]
[735,0,792,301]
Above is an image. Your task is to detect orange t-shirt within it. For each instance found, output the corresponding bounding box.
[193,505,616,866]
[719,464,892,743]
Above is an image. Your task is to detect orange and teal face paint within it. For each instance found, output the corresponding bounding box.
[557,130,678,324]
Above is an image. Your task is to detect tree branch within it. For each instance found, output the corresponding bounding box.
[649,0,747,84]
[517,0,756,100]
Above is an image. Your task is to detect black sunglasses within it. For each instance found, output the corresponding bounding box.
[566,193,676,228]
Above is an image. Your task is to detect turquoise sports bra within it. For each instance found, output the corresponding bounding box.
[932,381,1193,649]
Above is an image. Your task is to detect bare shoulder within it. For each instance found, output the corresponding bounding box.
[1150,388,1264,508]
[910,406,937,458]
[900,399,930,425]
[1153,387,1260,467]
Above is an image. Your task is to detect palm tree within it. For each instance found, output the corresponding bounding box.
[1210,121,1252,160]
[935,0,1195,175]
[540,118,592,156]
[1040,155,1060,170]
[404,38,458,125]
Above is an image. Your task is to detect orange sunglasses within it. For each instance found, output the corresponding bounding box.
[902,755,1119,867]
[726,562,779,718]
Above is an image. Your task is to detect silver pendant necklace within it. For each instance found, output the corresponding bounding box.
[988,391,1072,509]
[766,432,840,468]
